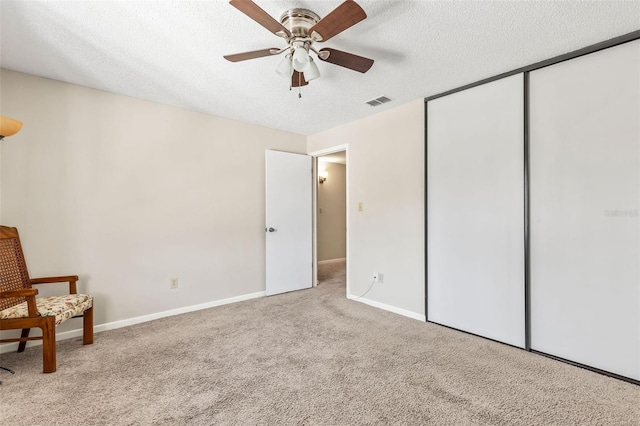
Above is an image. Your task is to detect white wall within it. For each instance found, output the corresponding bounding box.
[0,70,306,335]
[1,70,425,338]
[317,161,346,261]
[308,100,425,317]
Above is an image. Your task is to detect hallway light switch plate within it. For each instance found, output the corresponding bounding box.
[358,202,363,212]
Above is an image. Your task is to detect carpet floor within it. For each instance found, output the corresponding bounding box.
[1,260,638,425]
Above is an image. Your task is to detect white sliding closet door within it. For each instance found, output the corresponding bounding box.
[530,40,640,380]
[427,74,525,348]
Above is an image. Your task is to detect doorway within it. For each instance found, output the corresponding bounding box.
[310,146,348,297]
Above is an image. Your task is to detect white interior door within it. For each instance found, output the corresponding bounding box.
[265,150,312,296]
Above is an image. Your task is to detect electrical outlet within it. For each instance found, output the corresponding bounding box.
[373,272,383,284]
[170,278,178,289]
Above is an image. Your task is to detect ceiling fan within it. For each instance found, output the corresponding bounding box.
[223,0,374,93]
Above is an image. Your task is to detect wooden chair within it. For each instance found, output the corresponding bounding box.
[0,225,93,373]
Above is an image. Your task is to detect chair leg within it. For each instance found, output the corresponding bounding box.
[83,306,94,345]
[41,317,56,373]
[17,328,31,352]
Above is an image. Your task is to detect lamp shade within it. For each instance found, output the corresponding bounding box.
[276,54,294,79]
[292,46,310,72]
[304,58,320,81]
[0,116,23,139]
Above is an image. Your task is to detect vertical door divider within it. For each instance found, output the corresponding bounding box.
[524,72,531,351]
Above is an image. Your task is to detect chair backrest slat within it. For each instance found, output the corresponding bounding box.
[0,226,32,311]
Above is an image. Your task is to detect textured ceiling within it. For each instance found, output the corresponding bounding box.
[1,1,639,135]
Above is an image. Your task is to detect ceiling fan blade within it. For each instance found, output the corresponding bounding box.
[224,48,280,62]
[291,71,309,87]
[229,0,291,38]
[309,0,367,42]
[318,48,374,73]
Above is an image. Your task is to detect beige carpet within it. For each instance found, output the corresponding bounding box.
[1,260,638,425]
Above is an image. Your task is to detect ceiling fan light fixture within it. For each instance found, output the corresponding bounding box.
[292,46,310,72]
[225,0,374,93]
[276,54,294,78]
[304,58,320,81]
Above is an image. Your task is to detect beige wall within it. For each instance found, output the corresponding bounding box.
[0,69,425,341]
[0,70,306,333]
[317,161,346,261]
[308,99,425,317]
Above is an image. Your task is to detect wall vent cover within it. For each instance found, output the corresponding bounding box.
[365,96,392,107]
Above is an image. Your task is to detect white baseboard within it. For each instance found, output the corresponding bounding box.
[347,294,426,322]
[318,257,346,265]
[0,291,265,354]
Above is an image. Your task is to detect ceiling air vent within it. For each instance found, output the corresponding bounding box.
[365,96,392,107]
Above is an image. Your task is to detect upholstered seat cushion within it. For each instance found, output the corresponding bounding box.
[0,294,93,326]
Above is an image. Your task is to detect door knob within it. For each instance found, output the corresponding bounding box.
[267,227,276,232]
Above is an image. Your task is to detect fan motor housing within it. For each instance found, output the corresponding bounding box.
[280,9,320,38]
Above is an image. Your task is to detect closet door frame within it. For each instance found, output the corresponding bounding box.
[426,74,526,349]
[424,29,640,385]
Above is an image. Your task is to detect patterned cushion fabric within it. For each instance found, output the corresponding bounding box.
[0,294,92,326]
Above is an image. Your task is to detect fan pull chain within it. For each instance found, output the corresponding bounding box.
[288,74,303,98]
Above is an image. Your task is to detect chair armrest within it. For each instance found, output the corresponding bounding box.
[0,288,39,316]
[30,275,79,294]
[0,288,38,298]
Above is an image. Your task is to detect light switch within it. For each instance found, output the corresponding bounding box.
[358,202,363,212]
